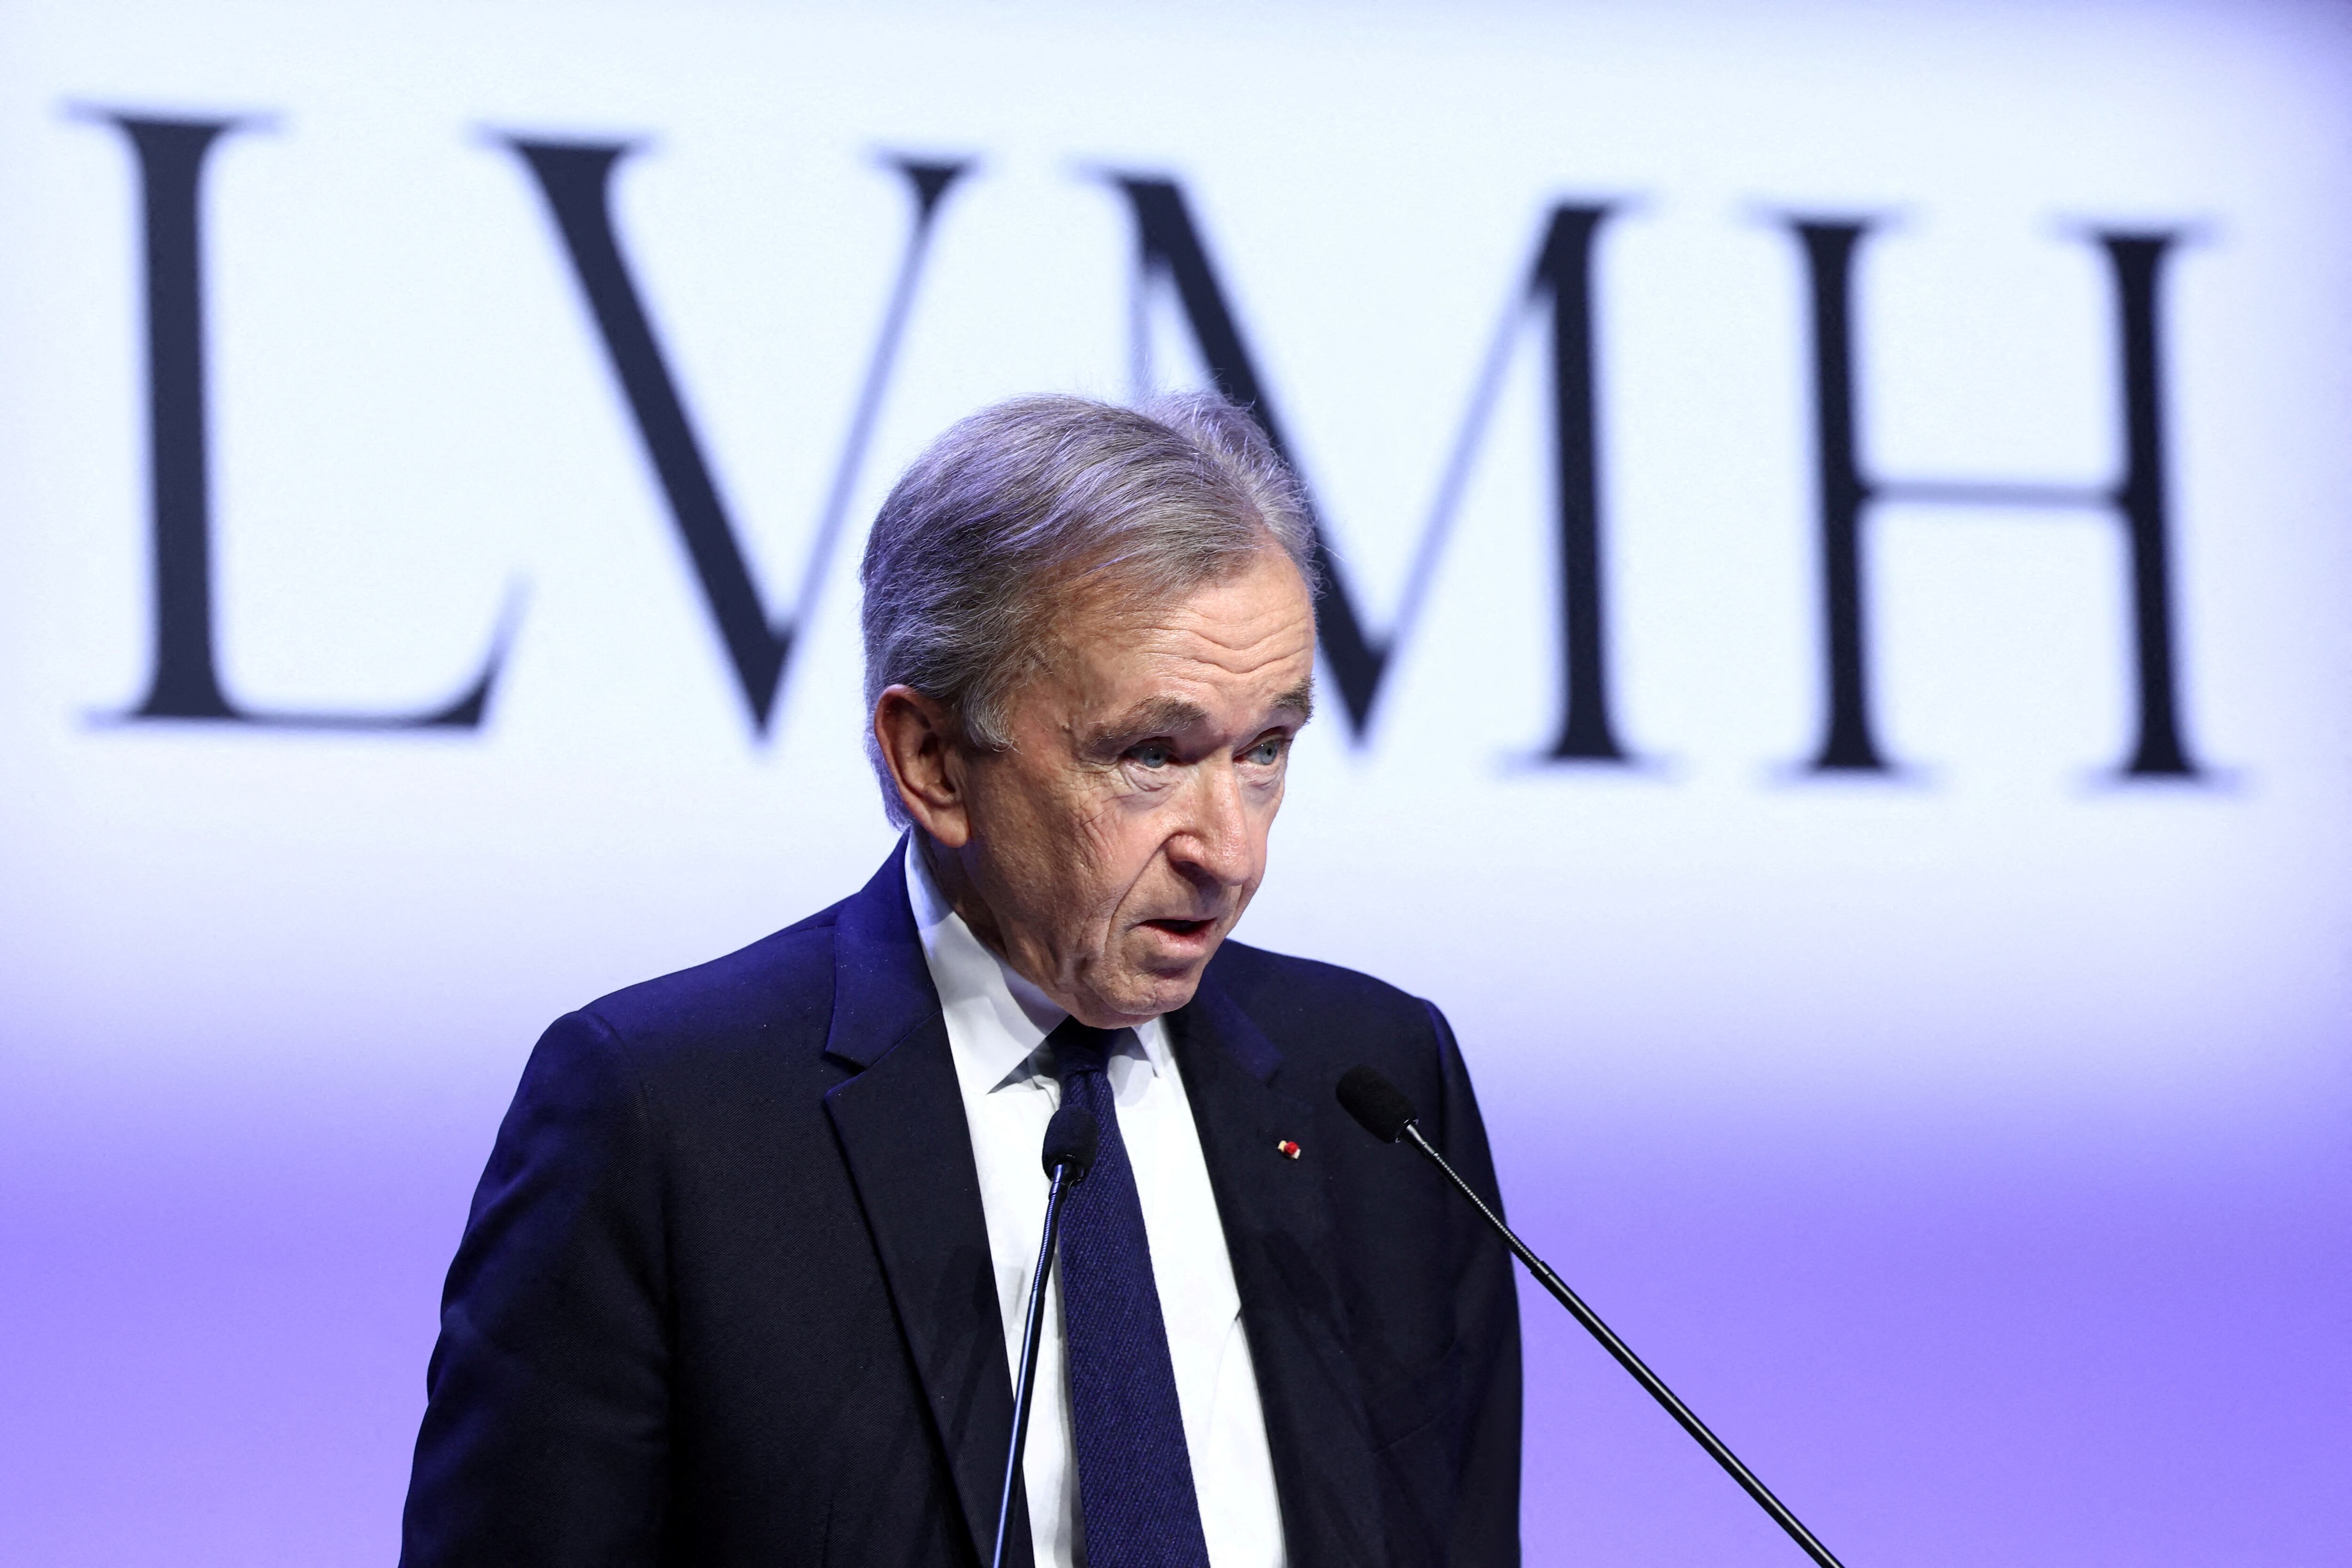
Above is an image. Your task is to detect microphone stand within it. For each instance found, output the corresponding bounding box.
[1395,1118,1848,1568]
[990,1155,1079,1568]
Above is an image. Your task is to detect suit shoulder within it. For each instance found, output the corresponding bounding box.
[1206,938,1436,1035]
[568,896,848,1061]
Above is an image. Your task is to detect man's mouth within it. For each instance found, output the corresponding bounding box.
[1142,917,1217,940]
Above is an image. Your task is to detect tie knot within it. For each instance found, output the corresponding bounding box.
[1047,1016,1124,1080]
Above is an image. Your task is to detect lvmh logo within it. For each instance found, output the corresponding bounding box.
[86,112,2205,779]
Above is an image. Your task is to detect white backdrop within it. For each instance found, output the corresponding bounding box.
[2,2,2346,1564]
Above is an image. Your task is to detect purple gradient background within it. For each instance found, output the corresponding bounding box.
[7,1014,2345,1564]
[4,0,2350,1563]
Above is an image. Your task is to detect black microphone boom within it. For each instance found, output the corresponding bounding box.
[990,1102,1097,1568]
[1334,1065,1848,1568]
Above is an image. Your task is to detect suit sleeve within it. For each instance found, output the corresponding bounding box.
[1426,1000,1524,1567]
[400,1011,671,1567]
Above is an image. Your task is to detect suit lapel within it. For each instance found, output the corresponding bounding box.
[1171,975,1390,1568]
[821,845,1029,1568]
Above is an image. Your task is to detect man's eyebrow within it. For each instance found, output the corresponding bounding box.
[1094,696,1211,745]
[1088,683,1317,752]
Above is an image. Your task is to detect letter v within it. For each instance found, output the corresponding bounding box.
[506,140,967,732]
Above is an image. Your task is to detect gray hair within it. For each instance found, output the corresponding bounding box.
[859,391,1318,826]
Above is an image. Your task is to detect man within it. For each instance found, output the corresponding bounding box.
[401,394,1521,1568]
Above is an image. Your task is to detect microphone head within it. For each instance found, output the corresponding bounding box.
[1336,1066,1419,1144]
[1042,1102,1099,1181]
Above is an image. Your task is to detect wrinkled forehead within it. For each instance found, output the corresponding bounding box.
[1023,546,1319,721]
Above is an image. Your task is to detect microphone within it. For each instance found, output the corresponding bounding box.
[1335,1066,1847,1568]
[1041,1101,1099,1185]
[990,1102,1097,1568]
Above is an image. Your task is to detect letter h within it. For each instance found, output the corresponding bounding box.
[1791,220,2200,777]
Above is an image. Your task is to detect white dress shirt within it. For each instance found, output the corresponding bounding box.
[905,840,1287,1568]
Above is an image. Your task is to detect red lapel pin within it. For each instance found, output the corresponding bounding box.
[1276,1140,1302,1160]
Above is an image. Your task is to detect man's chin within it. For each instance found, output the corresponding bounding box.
[1081,957,1216,1028]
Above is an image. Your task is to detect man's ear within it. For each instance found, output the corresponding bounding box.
[873,685,973,847]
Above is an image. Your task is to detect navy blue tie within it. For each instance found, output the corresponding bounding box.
[1048,1017,1213,1568]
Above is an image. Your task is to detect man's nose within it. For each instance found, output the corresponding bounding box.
[1170,760,1253,887]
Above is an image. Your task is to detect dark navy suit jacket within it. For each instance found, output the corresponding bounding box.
[400,848,1521,1567]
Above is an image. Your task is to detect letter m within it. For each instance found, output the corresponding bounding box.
[1113,178,1630,758]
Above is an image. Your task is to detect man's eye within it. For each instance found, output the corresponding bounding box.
[1131,742,1175,769]
[1244,739,1285,766]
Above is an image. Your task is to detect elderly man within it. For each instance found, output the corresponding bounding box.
[401,395,1520,1568]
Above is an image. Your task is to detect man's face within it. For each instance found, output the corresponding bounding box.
[943,546,1317,1028]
